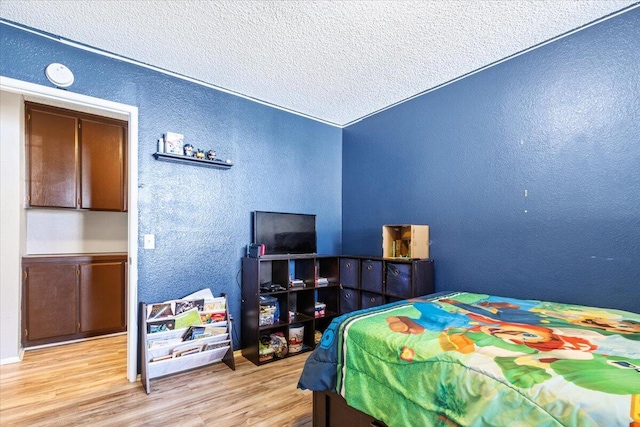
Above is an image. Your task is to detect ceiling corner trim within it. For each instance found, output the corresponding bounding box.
[0,19,343,129]
[342,2,640,129]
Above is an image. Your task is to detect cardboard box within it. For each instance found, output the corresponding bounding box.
[383,225,429,259]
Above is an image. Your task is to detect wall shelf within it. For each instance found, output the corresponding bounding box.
[153,152,233,169]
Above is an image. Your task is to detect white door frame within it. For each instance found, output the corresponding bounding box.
[1,75,140,382]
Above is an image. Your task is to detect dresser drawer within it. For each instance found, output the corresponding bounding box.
[360,260,383,293]
[340,258,359,289]
[385,262,412,298]
[340,288,360,314]
[360,291,384,309]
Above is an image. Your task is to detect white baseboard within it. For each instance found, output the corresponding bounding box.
[24,331,127,352]
[0,348,24,365]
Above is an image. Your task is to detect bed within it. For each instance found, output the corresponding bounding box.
[298,291,640,427]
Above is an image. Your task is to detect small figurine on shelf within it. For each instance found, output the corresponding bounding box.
[196,149,205,159]
[206,150,216,161]
[183,143,194,157]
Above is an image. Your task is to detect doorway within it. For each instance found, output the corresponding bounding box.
[0,76,139,382]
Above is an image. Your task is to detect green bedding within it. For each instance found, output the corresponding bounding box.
[301,292,640,427]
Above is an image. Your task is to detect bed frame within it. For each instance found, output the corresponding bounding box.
[313,390,387,427]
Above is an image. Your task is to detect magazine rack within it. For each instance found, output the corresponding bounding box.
[140,295,235,394]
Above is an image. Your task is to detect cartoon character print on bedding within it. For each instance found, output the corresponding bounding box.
[385,294,640,396]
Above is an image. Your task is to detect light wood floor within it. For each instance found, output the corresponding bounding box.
[0,335,313,426]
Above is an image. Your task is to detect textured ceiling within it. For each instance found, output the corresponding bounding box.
[1,1,637,126]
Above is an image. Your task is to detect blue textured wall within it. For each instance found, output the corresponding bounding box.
[342,9,640,313]
[0,23,343,347]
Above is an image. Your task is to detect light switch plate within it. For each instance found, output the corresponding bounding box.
[143,234,155,249]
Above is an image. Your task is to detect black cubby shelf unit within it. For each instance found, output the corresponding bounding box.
[241,254,434,366]
[241,254,341,366]
[153,152,233,169]
[338,256,435,313]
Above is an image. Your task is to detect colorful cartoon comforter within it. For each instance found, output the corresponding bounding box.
[298,292,640,427]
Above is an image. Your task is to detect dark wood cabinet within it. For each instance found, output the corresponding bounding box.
[79,261,126,333]
[24,263,78,341]
[22,254,127,347]
[26,102,127,212]
[26,107,78,208]
[80,119,127,211]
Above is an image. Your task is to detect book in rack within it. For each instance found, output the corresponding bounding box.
[140,294,235,394]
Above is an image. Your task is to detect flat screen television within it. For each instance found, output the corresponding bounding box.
[253,211,317,255]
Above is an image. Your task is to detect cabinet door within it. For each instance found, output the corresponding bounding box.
[386,262,412,298]
[360,291,384,310]
[360,260,383,293]
[80,119,127,211]
[340,288,360,314]
[79,261,126,333]
[340,258,359,288]
[27,107,78,208]
[24,264,78,342]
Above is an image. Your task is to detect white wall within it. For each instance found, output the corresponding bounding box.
[26,210,127,254]
[0,91,25,363]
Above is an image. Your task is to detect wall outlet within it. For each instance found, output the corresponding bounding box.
[143,234,155,249]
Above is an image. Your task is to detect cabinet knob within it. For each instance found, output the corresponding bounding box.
[367,264,372,271]
[345,262,351,268]
[394,269,399,275]
[345,293,350,299]
[370,297,375,302]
